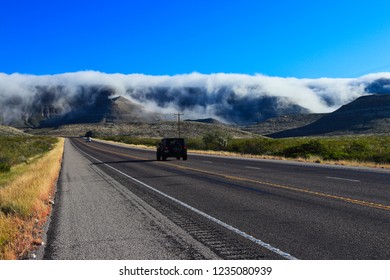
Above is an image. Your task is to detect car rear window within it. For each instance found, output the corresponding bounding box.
[164,139,185,146]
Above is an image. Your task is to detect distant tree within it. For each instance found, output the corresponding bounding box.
[85,131,94,137]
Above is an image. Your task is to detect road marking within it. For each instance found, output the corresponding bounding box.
[245,166,262,170]
[76,140,390,212]
[326,176,360,182]
[72,140,297,260]
[202,160,213,163]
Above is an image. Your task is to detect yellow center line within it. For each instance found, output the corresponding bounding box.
[83,141,390,212]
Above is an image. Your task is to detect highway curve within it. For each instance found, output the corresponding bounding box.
[44,138,390,259]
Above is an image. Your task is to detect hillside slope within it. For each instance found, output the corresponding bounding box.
[0,125,28,136]
[244,114,326,135]
[29,121,256,138]
[35,94,159,127]
[268,94,390,137]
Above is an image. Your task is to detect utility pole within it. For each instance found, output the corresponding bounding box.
[174,112,183,137]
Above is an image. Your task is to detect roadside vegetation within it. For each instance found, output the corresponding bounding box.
[0,136,64,259]
[0,136,58,173]
[100,131,390,166]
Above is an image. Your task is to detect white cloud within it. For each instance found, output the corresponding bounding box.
[0,71,388,125]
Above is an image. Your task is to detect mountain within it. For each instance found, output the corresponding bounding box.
[3,85,310,127]
[365,78,390,94]
[127,86,310,125]
[103,96,159,123]
[184,118,224,124]
[38,95,159,127]
[244,114,326,135]
[13,88,159,128]
[268,94,390,137]
[2,72,390,128]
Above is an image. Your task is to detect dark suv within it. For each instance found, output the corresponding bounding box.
[157,138,187,161]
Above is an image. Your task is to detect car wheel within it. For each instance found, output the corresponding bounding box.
[182,156,187,161]
[162,157,167,161]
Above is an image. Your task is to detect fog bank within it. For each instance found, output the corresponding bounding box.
[1,71,389,125]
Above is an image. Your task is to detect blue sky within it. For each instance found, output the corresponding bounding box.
[1,0,390,78]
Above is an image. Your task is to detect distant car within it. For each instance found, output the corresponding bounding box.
[85,137,92,142]
[157,138,187,161]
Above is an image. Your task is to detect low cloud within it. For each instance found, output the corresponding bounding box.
[1,71,390,125]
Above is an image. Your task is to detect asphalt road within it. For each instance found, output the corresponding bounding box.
[43,139,218,260]
[45,138,390,259]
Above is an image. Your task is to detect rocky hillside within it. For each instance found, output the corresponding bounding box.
[28,121,256,138]
[37,94,159,127]
[268,94,390,137]
[244,114,326,135]
[0,125,28,136]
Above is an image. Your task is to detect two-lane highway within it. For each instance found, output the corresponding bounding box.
[46,137,390,259]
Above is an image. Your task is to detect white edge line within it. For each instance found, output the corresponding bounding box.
[72,140,298,260]
[326,176,360,182]
[245,166,262,170]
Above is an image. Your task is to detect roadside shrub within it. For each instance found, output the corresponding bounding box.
[0,158,11,173]
[186,138,204,150]
[282,140,327,158]
[85,130,101,138]
[322,150,349,161]
[0,136,57,173]
[202,130,232,151]
[348,141,367,153]
[343,141,368,161]
[229,138,271,155]
[372,153,390,164]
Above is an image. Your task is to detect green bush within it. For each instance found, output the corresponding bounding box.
[372,153,390,164]
[281,140,327,158]
[186,138,204,150]
[348,141,367,154]
[0,136,58,173]
[229,138,271,154]
[0,158,11,173]
[202,130,232,151]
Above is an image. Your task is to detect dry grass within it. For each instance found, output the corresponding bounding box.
[0,138,64,259]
